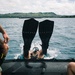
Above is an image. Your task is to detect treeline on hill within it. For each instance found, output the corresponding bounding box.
[0,12,75,18]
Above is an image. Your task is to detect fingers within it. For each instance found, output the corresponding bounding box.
[4,37,9,43]
[3,33,9,43]
[28,50,33,59]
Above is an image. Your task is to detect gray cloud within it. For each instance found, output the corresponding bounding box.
[0,0,75,15]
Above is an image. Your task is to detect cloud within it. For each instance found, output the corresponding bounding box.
[0,0,75,15]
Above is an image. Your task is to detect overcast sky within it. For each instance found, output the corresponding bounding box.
[0,0,75,15]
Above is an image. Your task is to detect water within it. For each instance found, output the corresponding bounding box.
[0,18,75,60]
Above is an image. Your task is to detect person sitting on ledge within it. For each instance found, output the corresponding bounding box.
[0,25,9,75]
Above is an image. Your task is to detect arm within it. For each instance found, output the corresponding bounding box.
[0,25,6,34]
[0,25,9,43]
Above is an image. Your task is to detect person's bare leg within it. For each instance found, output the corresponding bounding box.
[0,72,1,75]
[67,62,75,75]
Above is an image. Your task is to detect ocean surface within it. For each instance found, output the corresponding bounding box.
[0,18,75,60]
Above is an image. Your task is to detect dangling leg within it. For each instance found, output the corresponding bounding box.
[22,18,38,58]
[39,20,54,55]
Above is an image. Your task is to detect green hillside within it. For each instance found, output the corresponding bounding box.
[0,12,75,18]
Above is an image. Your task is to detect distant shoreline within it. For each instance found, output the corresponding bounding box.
[0,12,75,18]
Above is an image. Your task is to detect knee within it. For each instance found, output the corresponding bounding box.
[68,62,74,69]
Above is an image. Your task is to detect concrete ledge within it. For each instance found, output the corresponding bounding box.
[1,59,71,75]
